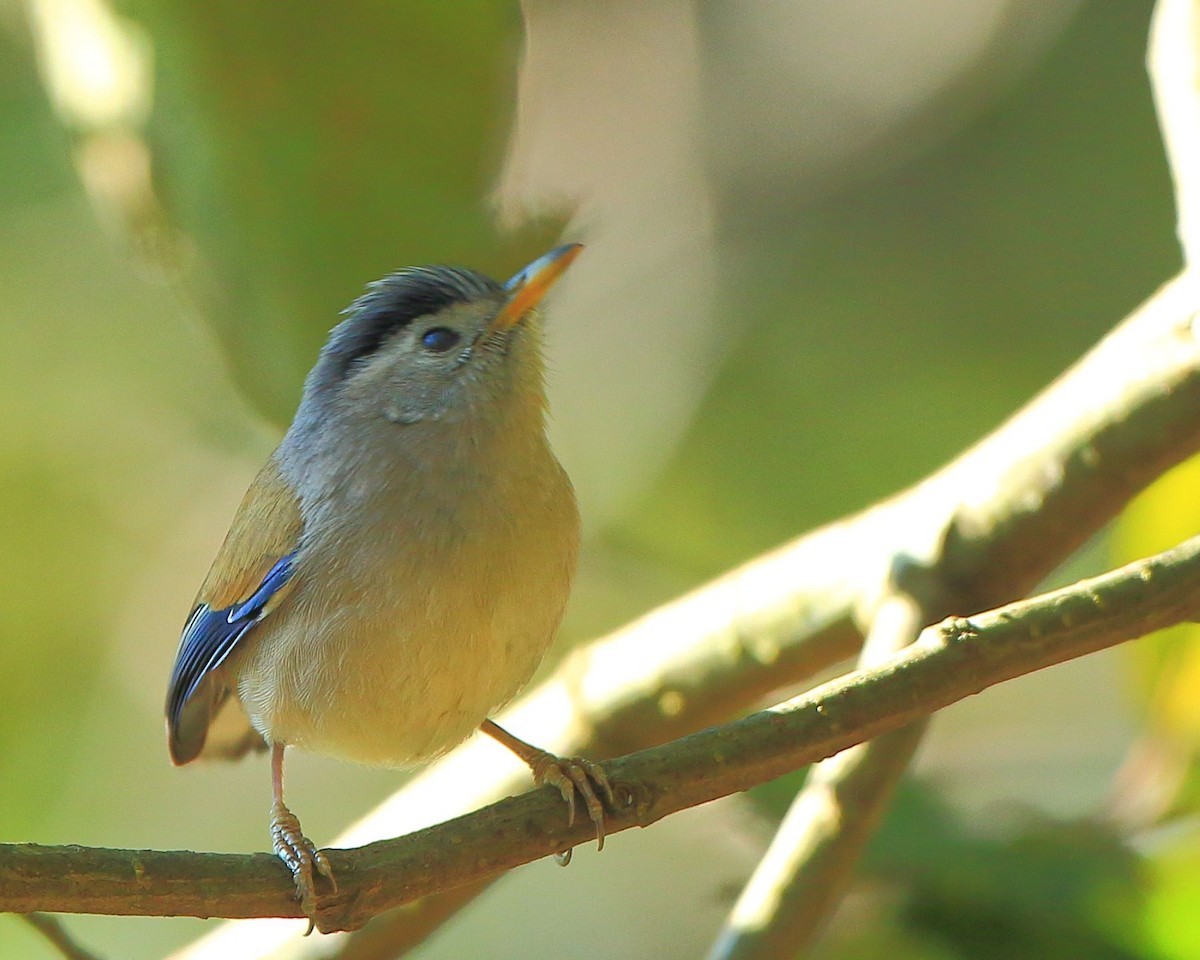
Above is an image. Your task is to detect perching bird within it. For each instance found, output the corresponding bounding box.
[164,243,610,914]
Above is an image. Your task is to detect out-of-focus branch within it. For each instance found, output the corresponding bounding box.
[6,535,1200,935]
[708,587,937,960]
[705,262,1200,959]
[20,913,104,960]
[1150,0,1200,267]
[160,267,1200,958]
[697,6,1200,956]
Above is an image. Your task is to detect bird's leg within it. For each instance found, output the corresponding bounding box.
[480,719,615,851]
[269,742,335,923]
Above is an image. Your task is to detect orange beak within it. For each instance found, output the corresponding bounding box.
[491,243,583,332]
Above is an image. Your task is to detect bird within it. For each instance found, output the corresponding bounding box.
[164,243,611,917]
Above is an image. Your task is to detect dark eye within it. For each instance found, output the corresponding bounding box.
[420,327,461,353]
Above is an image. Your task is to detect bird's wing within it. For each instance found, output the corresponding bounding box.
[165,455,304,765]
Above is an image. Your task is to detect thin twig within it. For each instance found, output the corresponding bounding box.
[20,913,103,960]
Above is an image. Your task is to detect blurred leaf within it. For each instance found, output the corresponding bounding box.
[0,23,76,209]
[896,826,1145,960]
[755,781,1151,959]
[1114,455,1200,734]
[0,456,111,833]
[860,785,1148,960]
[1140,833,1200,960]
[1113,454,1200,820]
[114,0,565,423]
[622,1,1177,577]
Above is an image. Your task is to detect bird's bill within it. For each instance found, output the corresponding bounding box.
[491,243,583,331]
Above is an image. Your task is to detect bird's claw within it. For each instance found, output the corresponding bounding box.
[528,752,615,852]
[270,800,336,929]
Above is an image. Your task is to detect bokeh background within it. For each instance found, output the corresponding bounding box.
[3,0,1200,957]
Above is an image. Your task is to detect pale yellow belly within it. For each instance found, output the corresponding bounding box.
[230,533,573,766]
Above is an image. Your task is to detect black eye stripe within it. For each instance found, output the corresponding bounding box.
[421,327,461,353]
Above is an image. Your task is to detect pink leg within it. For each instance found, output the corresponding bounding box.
[269,743,335,924]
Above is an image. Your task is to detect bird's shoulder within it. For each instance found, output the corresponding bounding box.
[197,452,305,611]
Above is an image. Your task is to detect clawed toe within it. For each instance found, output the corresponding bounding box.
[479,721,618,858]
[271,800,336,923]
[530,753,614,851]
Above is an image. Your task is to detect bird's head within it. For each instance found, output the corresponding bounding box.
[304,243,581,427]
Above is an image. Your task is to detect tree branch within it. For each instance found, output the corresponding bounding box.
[708,587,937,960]
[4,6,1192,958]
[700,7,1200,954]
[705,277,1200,959]
[6,534,1200,935]
[155,265,1200,958]
[142,5,1200,952]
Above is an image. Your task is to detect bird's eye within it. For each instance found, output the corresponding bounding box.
[420,327,461,353]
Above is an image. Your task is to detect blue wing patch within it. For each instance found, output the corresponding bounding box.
[165,552,296,763]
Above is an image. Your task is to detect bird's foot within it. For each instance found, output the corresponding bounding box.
[479,721,617,859]
[270,800,336,929]
[526,750,616,852]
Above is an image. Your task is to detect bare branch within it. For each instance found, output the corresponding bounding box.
[708,588,937,960]
[159,265,1200,957]
[701,5,1200,953]
[704,262,1200,957]
[5,535,1200,936]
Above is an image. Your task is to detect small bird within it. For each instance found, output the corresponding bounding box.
[164,243,610,914]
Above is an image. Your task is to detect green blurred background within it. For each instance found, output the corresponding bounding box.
[3,0,1200,957]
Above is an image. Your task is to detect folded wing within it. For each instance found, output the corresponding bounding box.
[164,455,303,764]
